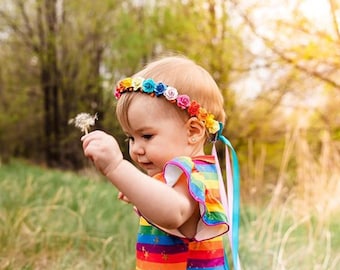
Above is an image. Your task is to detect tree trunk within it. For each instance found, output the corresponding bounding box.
[39,0,60,166]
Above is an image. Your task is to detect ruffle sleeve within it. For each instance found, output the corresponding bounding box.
[162,156,229,241]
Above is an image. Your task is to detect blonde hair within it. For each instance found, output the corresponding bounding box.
[116,56,226,133]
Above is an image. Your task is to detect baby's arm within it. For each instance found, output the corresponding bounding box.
[82,130,199,235]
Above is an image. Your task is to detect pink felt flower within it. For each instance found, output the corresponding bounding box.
[176,95,191,109]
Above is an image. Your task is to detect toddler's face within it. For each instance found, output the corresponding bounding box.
[124,95,192,176]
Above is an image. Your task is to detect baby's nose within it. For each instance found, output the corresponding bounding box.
[130,140,145,155]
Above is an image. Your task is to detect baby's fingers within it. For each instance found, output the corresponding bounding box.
[118,192,131,203]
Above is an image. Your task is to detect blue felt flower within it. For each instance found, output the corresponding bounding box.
[142,78,156,93]
[155,82,167,96]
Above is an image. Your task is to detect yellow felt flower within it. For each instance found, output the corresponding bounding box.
[121,77,133,88]
[205,114,220,134]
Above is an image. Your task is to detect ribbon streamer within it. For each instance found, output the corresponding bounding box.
[212,123,241,270]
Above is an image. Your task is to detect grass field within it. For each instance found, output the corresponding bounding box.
[0,160,138,269]
[0,160,339,269]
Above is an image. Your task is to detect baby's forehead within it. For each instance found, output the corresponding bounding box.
[128,93,176,114]
[121,93,187,130]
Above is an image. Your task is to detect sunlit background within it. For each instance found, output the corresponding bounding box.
[0,0,339,269]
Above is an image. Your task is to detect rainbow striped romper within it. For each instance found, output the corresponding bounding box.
[136,155,229,270]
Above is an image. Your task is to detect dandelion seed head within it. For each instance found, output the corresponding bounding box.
[69,112,98,133]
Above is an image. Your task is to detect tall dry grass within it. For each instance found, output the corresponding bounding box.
[240,127,340,269]
[1,127,339,269]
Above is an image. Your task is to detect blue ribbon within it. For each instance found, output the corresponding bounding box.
[216,123,241,270]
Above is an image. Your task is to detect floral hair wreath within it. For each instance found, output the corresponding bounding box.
[114,77,220,134]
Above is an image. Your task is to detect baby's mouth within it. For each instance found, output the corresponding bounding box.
[139,161,153,168]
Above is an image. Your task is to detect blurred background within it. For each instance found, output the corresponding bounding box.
[0,0,339,269]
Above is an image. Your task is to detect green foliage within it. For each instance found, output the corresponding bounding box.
[0,0,245,168]
[0,39,43,162]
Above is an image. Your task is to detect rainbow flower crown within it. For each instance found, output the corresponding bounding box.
[115,77,220,134]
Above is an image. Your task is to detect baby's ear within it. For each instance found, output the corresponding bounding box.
[186,117,206,144]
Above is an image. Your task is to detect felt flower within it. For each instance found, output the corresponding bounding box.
[155,82,167,96]
[205,114,220,134]
[197,107,208,122]
[115,78,132,98]
[69,112,98,134]
[114,77,222,135]
[115,84,124,94]
[188,100,200,116]
[142,78,156,93]
[120,77,133,89]
[132,77,144,90]
[177,94,191,109]
[164,86,178,101]
[114,90,121,99]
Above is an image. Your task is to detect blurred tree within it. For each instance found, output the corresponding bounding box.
[0,0,125,168]
[228,0,340,200]
[0,0,242,169]
[143,0,245,122]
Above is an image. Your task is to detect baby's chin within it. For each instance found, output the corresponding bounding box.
[141,166,162,177]
[146,169,162,177]
[137,163,161,176]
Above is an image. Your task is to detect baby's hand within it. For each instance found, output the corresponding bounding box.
[81,130,123,177]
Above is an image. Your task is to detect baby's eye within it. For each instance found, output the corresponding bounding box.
[142,134,153,140]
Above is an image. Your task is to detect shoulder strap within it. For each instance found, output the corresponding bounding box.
[212,122,242,270]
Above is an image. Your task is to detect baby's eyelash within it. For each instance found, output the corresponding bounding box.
[142,134,153,140]
[124,134,153,142]
[124,136,134,142]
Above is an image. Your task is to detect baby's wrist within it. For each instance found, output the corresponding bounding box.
[103,157,123,178]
